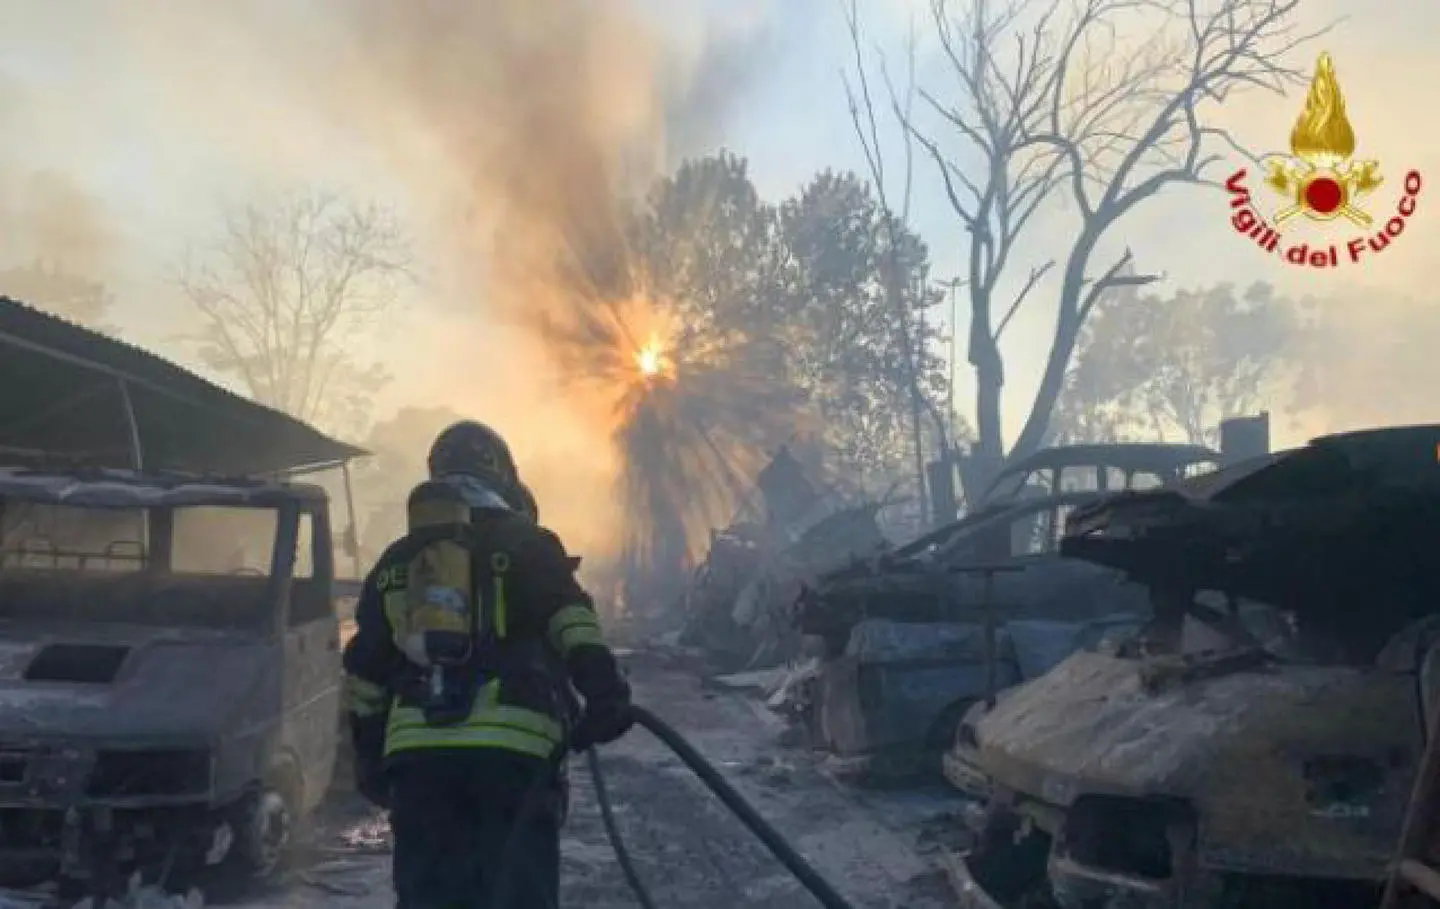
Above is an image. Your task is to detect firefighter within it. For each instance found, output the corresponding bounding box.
[517,481,539,523]
[342,420,633,909]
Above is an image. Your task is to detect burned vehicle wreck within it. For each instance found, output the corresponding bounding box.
[791,444,1218,777]
[950,425,1440,908]
[680,446,890,671]
[0,468,341,892]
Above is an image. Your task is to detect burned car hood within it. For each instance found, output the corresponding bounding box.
[0,622,278,745]
[974,650,1419,876]
[975,650,1417,798]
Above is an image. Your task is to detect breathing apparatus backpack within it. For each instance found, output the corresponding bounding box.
[390,479,510,726]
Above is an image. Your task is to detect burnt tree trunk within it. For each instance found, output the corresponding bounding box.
[966,253,1005,499]
[1008,231,1103,463]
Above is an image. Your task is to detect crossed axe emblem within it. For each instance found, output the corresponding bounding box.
[1264,157,1383,227]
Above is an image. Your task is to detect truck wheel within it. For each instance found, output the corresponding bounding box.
[231,786,293,880]
[203,783,295,899]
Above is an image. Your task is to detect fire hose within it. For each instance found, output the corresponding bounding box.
[494,705,858,909]
[605,706,856,909]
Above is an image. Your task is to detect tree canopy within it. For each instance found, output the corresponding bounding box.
[777,168,947,491]
[1053,281,1307,446]
[628,152,948,496]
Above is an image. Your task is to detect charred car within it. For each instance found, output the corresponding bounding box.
[792,444,1219,778]
[948,425,1440,908]
[978,443,1220,506]
[0,467,342,892]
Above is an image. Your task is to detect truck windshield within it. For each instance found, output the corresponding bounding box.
[172,506,278,575]
[0,501,286,631]
[0,502,279,576]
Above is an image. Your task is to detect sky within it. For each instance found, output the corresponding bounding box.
[719,0,1440,449]
[0,0,1435,549]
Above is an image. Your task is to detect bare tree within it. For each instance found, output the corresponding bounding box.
[176,192,412,438]
[884,0,1320,489]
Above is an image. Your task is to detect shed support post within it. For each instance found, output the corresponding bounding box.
[116,379,143,471]
[341,461,363,579]
[116,379,149,552]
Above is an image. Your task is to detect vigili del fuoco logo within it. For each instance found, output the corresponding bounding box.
[1226,52,1421,268]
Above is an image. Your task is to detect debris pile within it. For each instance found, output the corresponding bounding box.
[677,447,889,671]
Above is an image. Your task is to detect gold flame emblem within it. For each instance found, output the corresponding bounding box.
[1264,53,1382,226]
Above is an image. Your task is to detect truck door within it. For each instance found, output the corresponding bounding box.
[281,505,341,814]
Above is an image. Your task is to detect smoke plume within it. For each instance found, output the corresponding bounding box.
[269,0,783,595]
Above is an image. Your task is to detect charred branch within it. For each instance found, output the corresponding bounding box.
[897,0,1325,471]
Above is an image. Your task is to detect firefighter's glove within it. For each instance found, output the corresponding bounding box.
[572,699,634,751]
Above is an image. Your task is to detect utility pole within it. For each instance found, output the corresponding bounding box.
[936,278,965,440]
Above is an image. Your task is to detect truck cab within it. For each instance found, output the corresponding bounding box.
[0,467,343,891]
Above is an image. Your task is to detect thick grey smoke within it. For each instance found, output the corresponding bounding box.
[0,0,770,570]
[259,0,772,569]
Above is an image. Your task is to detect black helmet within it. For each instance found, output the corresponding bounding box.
[517,483,538,522]
[428,421,518,488]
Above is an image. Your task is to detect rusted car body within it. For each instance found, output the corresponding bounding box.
[0,468,342,891]
[793,444,1220,778]
[947,426,1440,908]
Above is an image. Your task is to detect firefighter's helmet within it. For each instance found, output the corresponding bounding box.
[427,421,519,490]
[517,483,538,522]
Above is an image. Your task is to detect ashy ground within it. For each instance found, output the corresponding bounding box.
[264,647,969,909]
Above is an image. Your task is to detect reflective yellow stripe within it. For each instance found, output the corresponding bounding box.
[491,552,510,640]
[382,683,562,758]
[344,676,387,716]
[548,604,603,655]
[385,724,557,759]
[494,574,508,639]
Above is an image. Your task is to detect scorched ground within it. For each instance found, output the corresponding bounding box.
[261,648,966,909]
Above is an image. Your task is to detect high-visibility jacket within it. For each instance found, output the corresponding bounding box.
[342,507,624,763]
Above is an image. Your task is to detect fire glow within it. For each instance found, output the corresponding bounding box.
[635,341,663,378]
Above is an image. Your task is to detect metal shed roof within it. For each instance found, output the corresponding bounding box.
[0,296,366,475]
[0,467,328,508]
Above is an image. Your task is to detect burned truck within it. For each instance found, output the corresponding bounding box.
[948,425,1440,908]
[792,444,1219,778]
[0,467,342,892]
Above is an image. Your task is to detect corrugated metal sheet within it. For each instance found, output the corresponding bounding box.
[0,296,365,475]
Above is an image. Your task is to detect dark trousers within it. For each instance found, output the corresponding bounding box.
[388,750,562,909]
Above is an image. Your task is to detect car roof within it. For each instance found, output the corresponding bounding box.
[996,443,1220,479]
[0,467,327,509]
